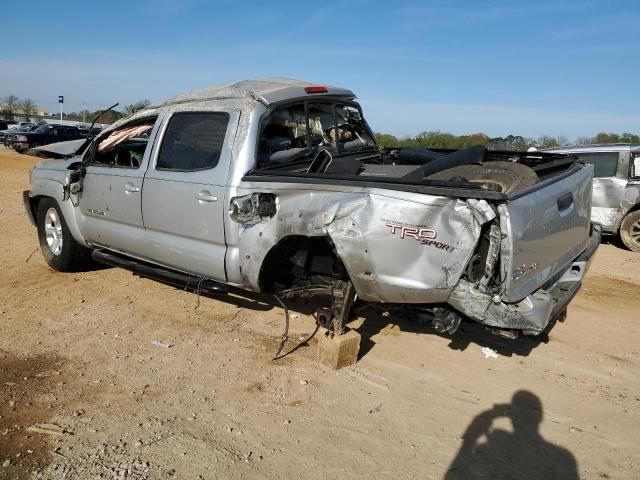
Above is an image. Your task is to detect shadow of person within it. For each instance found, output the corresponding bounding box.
[445,391,579,480]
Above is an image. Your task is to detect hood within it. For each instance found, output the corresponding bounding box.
[26,139,87,159]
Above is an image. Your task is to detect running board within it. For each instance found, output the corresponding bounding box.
[92,249,229,295]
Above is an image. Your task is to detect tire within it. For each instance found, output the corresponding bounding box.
[36,198,91,272]
[620,210,640,253]
[426,161,539,194]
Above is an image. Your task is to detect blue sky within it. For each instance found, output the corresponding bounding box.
[1,0,639,139]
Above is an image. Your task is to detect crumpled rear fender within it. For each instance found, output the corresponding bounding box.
[613,184,640,231]
[234,188,493,303]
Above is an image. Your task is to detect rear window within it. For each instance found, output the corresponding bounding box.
[156,112,229,171]
[575,152,619,178]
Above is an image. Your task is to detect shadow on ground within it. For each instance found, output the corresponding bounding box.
[444,390,579,479]
[157,282,548,361]
[351,304,547,360]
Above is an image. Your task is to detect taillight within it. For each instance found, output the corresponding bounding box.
[304,86,328,94]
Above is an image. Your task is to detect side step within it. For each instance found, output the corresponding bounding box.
[92,249,229,295]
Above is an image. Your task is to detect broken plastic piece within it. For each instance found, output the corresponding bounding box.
[481,347,499,359]
[151,340,173,349]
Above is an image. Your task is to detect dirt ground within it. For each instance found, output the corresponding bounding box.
[0,146,639,480]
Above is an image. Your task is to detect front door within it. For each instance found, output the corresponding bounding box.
[77,115,162,254]
[141,110,237,281]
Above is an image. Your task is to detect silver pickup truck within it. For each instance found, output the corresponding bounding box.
[23,78,601,339]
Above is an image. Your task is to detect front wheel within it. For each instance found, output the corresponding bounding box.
[36,198,91,271]
[620,210,640,253]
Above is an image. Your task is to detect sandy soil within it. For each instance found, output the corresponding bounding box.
[0,146,639,479]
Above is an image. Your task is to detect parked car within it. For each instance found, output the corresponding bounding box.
[8,121,36,130]
[23,79,600,343]
[543,144,640,252]
[10,124,84,152]
[0,120,9,130]
[76,126,103,138]
[1,124,37,146]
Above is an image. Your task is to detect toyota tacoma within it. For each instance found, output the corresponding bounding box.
[23,78,601,339]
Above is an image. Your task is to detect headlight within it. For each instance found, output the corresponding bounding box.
[17,135,28,142]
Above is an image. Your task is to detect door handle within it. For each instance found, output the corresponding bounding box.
[196,191,218,203]
[557,192,574,212]
[124,182,140,193]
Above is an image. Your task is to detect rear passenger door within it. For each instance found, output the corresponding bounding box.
[141,110,238,281]
[575,151,626,230]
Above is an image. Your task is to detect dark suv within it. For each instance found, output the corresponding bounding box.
[11,124,83,152]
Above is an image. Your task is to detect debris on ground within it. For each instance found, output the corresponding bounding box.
[368,405,383,414]
[26,423,71,436]
[150,340,173,349]
[35,369,61,378]
[481,347,499,359]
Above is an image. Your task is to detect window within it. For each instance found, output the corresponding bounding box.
[258,101,376,167]
[33,125,52,134]
[156,112,229,171]
[92,118,156,168]
[633,156,640,179]
[575,152,619,178]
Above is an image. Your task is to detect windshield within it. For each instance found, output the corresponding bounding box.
[33,125,52,134]
[258,101,376,167]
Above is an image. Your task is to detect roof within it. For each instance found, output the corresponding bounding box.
[543,143,640,154]
[155,77,356,108]
[103,78,357,136]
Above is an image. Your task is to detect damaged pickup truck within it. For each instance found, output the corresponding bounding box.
[24,78,601,340]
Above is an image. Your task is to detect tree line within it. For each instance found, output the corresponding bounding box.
[1,94,152,124]
[3,92,638,147]
[375,131,640,150]
[0,95,37,121]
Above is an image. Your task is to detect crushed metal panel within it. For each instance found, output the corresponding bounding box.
[234,188,487,304]
[26,139,85,158]
[615,184,640,229]
[447,279,553,334]
[592,176,628,231]
[326,194,482,303]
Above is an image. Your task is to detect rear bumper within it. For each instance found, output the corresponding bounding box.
[447,223,602,335]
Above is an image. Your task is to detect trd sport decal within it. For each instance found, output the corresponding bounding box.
[384,220,455,252]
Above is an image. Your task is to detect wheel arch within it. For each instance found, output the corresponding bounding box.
[32,194,89,247]
[257,234,351,293]
[614,201,640,233]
